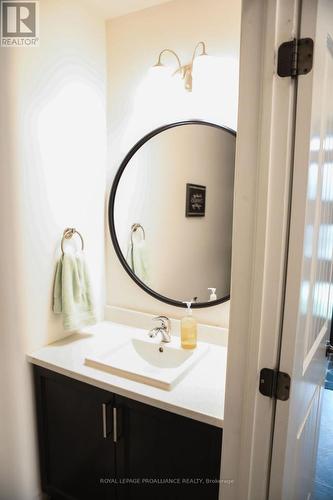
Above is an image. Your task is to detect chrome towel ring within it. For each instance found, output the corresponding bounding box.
[131,223,145,244]
[61,228,84,256]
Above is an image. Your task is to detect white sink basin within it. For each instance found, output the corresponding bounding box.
[85,338,208,390]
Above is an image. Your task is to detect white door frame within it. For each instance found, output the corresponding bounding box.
[220,1,302,499]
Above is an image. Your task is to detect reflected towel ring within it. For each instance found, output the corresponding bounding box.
[61,227,84,256]
[131,223,145,244]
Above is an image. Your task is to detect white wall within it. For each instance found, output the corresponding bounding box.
[0,0,107,497]
[106,0,241,326]
[114,124,235,302]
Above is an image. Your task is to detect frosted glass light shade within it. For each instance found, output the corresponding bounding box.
[192,55,239,129]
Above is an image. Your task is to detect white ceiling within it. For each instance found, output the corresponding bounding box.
[82,0,174,20]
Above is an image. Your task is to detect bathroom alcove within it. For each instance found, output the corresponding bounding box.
[0,0,241,498]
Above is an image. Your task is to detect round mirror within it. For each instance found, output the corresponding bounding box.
[109,120,236,308]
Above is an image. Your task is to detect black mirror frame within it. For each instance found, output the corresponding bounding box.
[108,120,236,309]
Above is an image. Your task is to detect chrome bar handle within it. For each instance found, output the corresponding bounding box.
[113,407,117,443]
[102,403,108,439]
[102,402,113,439]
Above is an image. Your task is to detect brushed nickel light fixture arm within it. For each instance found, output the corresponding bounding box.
[183,41,208,91]
[191,41,207,64]
[154,48,182,72]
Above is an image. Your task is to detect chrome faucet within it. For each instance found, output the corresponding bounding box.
[148,316,171,343]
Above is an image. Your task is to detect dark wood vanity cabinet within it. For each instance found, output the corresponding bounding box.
[34,367,116,500]
[34,366,222,500]
[115,395,222,500]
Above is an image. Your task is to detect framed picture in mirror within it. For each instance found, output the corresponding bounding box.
[186,183,206,217]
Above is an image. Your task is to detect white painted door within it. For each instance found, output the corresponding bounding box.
[269,1,333,498]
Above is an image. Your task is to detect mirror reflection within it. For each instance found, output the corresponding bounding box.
[110,121,236,306]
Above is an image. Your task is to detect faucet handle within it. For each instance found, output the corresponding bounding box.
[153,315,171,332]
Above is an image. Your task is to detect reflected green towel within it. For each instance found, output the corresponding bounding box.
[126,239,149,285]
[53,251,97,331]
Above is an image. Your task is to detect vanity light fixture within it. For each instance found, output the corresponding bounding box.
[152,41,208,92]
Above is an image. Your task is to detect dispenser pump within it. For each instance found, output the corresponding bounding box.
[208,288,217,301]
[183,301,193,315]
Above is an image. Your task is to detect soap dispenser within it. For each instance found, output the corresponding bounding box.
[181,301,197,349]
[208,288,217,301]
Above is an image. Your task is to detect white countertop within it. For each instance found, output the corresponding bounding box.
[27,321,226,428]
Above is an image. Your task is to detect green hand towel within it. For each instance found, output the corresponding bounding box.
[126,238,150,285]
[53,251,97,331]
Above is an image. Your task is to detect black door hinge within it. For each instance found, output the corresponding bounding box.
[259,368,291,401]
[277,38,314,78]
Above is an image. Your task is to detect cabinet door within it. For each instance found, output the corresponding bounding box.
[115,395,222,500]
[34,367,116,500]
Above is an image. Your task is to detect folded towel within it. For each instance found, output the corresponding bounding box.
[53,249,97,331]
[126,237,149,285]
